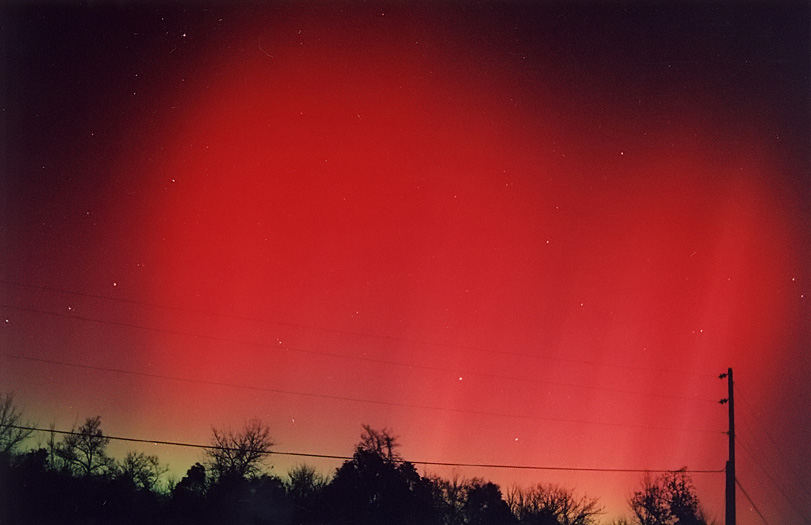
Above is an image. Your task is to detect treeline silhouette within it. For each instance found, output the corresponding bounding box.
[0,392,712,525]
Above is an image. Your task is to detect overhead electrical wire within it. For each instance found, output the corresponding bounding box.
[736,417,811,506]
[736,478,770,525]
[737,436,811,524]
[0,279,719,378]
[735,384,811,494]
[3,424,725,475]
[0,302,719,404]
[0,352,724,434]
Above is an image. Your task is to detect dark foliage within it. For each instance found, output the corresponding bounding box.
[170,462,209,524]
[629,471,709,525]
[1,448,164,525]
[207,472,293,525]
[324,430,441,525]
[463,479,518,525]
[287,464,328,524]
[0,413,714,525]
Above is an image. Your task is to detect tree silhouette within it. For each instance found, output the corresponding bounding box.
[629,471,709,525]
[433,471,468,525]
[117,450,168,492]
[0,391,33,455]
[205,419,273,481]
[174,462,207,495]
[56,415,113,476]
[358,423,402,461]
[325,425,440,525]
[287,463,328,523]
[0,396,722,525]
[171,462,209,524]
[463,478,517,525]
[507,483,603,525]
[205,471,292,525]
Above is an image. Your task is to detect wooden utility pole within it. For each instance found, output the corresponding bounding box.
[720,367,736,525]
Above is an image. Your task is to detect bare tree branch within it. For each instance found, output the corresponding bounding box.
[0,391,33,454]
[56,416,112,476]
[205,419,274,480]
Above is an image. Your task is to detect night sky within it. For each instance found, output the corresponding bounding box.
[1,2,809,523]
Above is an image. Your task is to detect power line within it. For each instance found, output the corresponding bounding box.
[737,419,811,506]
[0,352,723,434]
[0,279,718,378]
[735,384,811,493]
[0,302,718,404]
[737,436,811,524]
[4,424,724,474]
[12,423,348,459]
[736,478,770,525]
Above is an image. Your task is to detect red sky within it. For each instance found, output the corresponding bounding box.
[2,3,809,522]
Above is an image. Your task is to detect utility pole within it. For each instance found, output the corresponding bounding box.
[720,368,735,525]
